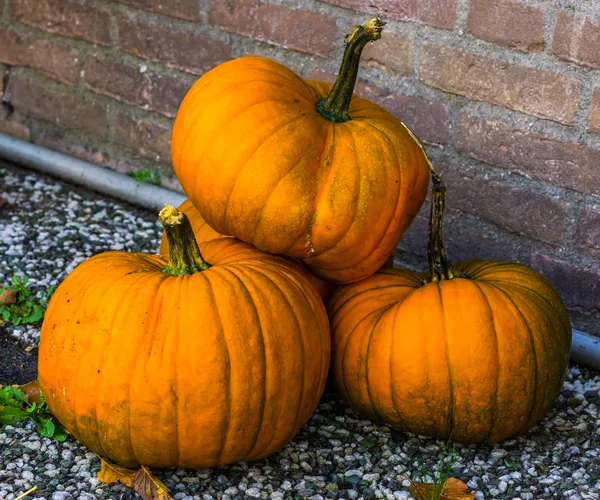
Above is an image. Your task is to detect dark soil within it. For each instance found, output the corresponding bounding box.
[0,334,38,386]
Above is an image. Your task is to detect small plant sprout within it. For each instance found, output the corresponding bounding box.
[127,168,161,185]
[0,274,54,326]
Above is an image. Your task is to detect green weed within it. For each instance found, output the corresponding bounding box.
[0,275,54,326]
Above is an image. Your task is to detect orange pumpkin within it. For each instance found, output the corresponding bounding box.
[171,18,431,284]
[39,206,330,468]
[159,199,337,303]
[328,172,571,444]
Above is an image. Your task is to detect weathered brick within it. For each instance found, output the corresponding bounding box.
[321,0,457,30]
[119,17,232,75]
[308,70,448,145]
[0,119,31,141]
[210,0,338,57]
[86,56,152,108]
[437,166,567,245]
[114,0,200,21]
[589,87,600,133]
[8,77,108,139]
[420,43,580,125]
[576,208,600,256]
[455,114,600,196]
[466,0,544,52]
[553,12,600,70]
[8,0,110,45]
[85,56,190,117]
[361,32,412,76]
[0,28,80,86]
[114,113,172,163]
[398,211,521,263]
[532,254,600,315]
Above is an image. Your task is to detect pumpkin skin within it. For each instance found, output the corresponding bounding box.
[39,216,330,468]
[159,199,337,303]
[328,261,571,445]
[171,31,431,283]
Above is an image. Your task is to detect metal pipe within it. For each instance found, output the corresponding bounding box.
[1,133,599,371]
[0,133,186,212]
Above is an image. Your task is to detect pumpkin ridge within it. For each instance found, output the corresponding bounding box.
[127,273,172,466]
[470,281,501,443]
[436,282,456,437]
[171,280,182,466]
[364,303,397,423]
[242,265,308,446]
[217,265,268,461]
[200,272,232,466]
[388,303,409,430]
[219,112,324,238]
[250,119,330,255]
[484,281,540,436]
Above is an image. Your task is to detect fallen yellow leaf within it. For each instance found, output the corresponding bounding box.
[410,477,475,500]
[133,466,173,500]
[97,457,135,487]
[18,380,42,404]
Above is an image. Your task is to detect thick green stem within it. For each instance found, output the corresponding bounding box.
[159,205,211,276]
[316,17,385,123]
[427,171,456,282]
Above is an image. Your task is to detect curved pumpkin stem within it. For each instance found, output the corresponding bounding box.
[316,17,385,123]
[427,171,456,282]
[159,205,211,275]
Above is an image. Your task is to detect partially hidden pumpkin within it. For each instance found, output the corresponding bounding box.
[39,205,331,468]
[159,199,336,302]
[171,17,431,284]
[328,171,571,444]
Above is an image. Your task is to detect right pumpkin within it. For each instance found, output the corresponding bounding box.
[328,171,572,445]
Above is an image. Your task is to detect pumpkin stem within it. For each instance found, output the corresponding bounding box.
[427,171,456,282]
[316,17,385,123]
[159,205,211,275]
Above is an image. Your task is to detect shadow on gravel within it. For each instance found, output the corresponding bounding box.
[0,334,38,386]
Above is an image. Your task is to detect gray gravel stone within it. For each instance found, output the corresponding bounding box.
[1,163,599,499]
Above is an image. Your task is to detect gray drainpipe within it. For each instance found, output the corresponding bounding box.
[0,133,598,371]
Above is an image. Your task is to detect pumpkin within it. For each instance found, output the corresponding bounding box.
[328,172,571,444]
[158,199,337,302]
[39,206,330,468]
[171,17,431,284]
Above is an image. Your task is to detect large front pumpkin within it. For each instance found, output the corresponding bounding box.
[39,206,330,468]
[171,18,430,283]
[328,174,571,444]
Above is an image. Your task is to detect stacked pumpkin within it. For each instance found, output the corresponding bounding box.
[38,17,571,469]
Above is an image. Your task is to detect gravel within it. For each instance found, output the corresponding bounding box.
[1,162,600,499]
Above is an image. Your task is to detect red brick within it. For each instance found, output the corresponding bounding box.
[114,113,172,163]
[8,0,110,45]
[0,119,31,141]
[119,17,232,75]
[398,211,521,263]
[420,43,580,125]
[321,0,457,30]
[8,77,108,139]
[308,70,448,145]
[0,28,80,86]
[455,114,600,196]
[576,208,600,257]
[467,0,544,52]
[589,87,600,133]
[85,56,190,117]
[86,55,152,108]
[437,166,567,245]
[532,254,600,315]
[210,0,338,57]
[114,0,200,21]
[361,32,412,76]
[553,12,600,70]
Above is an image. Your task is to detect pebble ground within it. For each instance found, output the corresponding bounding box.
[1,163,599,499]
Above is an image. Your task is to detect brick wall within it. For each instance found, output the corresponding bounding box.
[1,0,599,335]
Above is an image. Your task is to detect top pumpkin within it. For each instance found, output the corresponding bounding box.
[171,18,431,283]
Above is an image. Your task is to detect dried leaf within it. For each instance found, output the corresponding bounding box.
[18,380,42,404]
[410,477,475,500]
[97,457,135,487]
[0,287,17,305]
[553,425,573,431]
[133,466,173,500]
[0,196,7,209]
